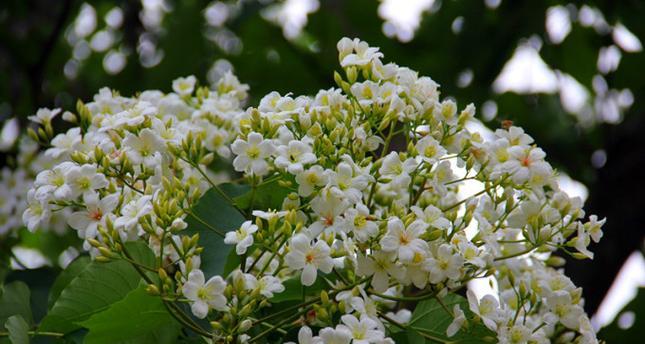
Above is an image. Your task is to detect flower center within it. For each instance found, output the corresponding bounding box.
[354,215,367,228]
[399,233,410,245]
[247,146,261,159]
[89,209,103,221]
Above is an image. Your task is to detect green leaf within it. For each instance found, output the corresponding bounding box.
[48,256,91,309]
[0,281,32,327]
[407,293,496,344]
[39,243,155,334]
[185,184,247,278]
[270,276,329,303]
[78,286,180,344]
[4,315,29,344]
[234,177,292,211]
[222,245,245,278]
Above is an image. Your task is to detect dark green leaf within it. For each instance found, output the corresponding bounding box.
[4,315,29,344]
[0,281,32,327]
[270,276,329,303]
[48,256,91,309]
[185,184,247,278]
[39,243,155,334]
[408,293,496,344]
[78,286,180,344]
[234,178,292,211]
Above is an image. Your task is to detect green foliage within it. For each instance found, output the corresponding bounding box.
[185,184,247,278]
[407,293,496,344]
[78,286,180,344]
[234,177,293,211]
[270,276,328,304]
[184,179,292,279]
[0,281,32,328]
[39,242,155,334]
[3,315,29,344]
[47,256,90,309]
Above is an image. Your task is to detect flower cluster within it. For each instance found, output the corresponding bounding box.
[1,130,69,238]
[26,38,604,343]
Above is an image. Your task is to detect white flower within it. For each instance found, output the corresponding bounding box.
[28,108,61,124]
[379,218,428,262]
[252,209,288,221]
[275,140,317,174]
[203,126,231,158]
[295,165,328,197]
[65,164,109,200]
[415,136,446,164]
[34,162,74,201]
[46,128,81,159]
[326,161,369,203]
[499,324,531,344]
[446,304,466,337]
[114,195,153,230]
[585,215,605,243]
[424,244,464,283]
[342,204,378,242]
[122,129,166,167]
[467,290,501,331]
[308,187,349,237]
[378,152,416,180]
[68,193,119,239]
[411,205,451,230]
[224,220,258,255]
[502,146,552,185]
[284,234,334,286]
[245,274,285,298]
[22,190,50,232]
[573,224,594,259]
[339,38,383,68]
[231,132,275,176]
[318,327,352,344]
[182,269,228,318]
[287,326,322,344]
[337,314,384,344]
[172,75,197,96]
[545,290,584,329]
[496,126,533,146]
[356,252,402,293]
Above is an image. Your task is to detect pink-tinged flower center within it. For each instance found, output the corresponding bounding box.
[89,209,103,221]
[520,156,531,167]
[399,233,411,245]
[305,252,315,263]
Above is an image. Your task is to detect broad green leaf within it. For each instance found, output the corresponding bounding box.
[78,286,180,344]
[39,242,155,334]
[222,245,244,278]
[408,293,496,344]
[185,184,247,278]
[270,276,329,303]
[4,315,29,344]
[48,256,91,309]
[234,177,292,211]
[0,281,32,327]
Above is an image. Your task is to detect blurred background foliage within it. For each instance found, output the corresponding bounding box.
[1,0,644,338]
